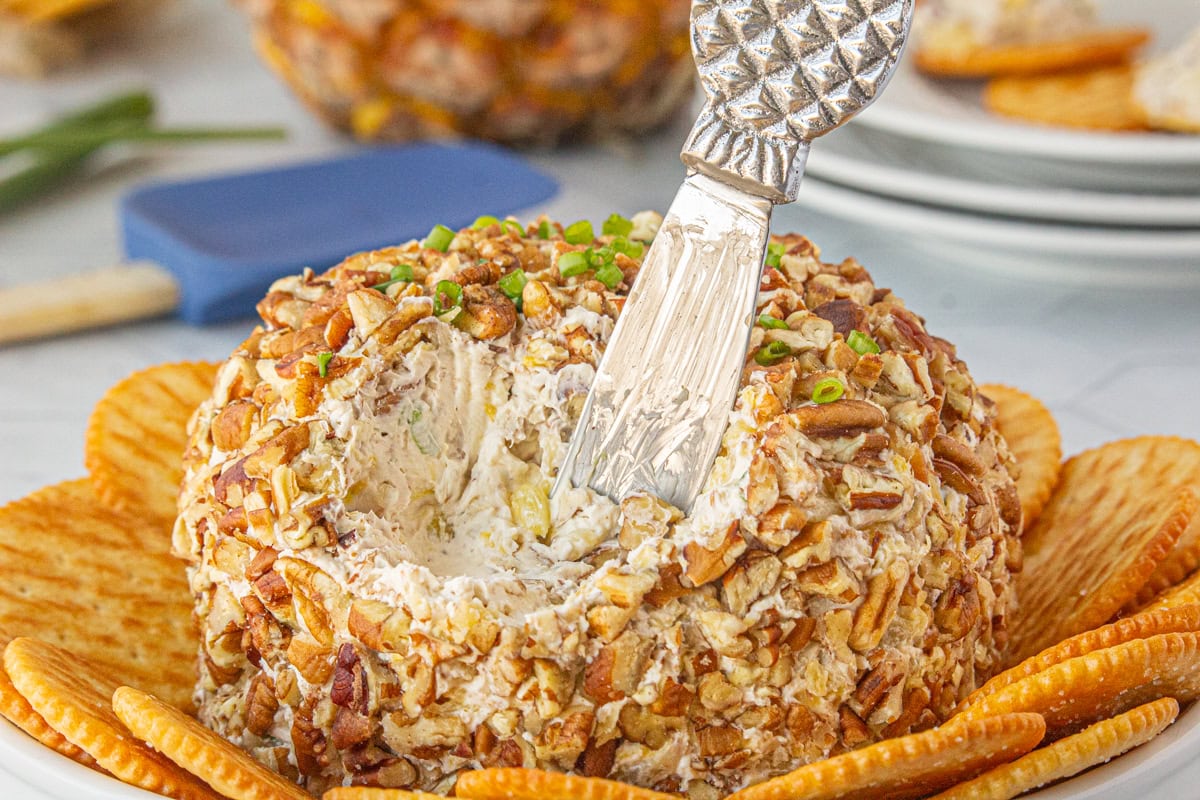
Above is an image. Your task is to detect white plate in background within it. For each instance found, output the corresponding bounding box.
[784,178,1200,288]
[849,0,1200,191]
[809,127,1200,227]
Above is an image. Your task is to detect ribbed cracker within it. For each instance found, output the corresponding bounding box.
[112,686,310,800]
[0,480,196,708]
[964,605,1200,709]
[1143,570,1200,613]
[4,638,220,800]
[85,361,219,526]
[915,28,1149,78]
[1009,437,1199,662]
[959,631,1200,739]
[722,714,1045,800]
[1123,439,1200,607]
[980,384,1061,529]
[455,769,679,800]
[324,789,443,799]
[983,64,1149,132]
[932,698,1178,800]
[0,644,99,770]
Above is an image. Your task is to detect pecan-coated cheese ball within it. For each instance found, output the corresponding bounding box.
[173,213,1022,796]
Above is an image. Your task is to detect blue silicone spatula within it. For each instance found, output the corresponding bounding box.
[0,142,557,344]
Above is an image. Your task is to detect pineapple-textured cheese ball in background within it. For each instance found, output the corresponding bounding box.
[235,0,696,144]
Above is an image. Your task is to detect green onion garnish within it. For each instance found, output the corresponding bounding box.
[846,329,881,355]
[537,220,553,239]
[602,213,633,237]
[371,263,414,291]
[757,314,788,330]
[754,341,791,367]
[472,215,499,229]
[498,269,527,309]
[812,377,845,404]
[611,236,644,259]
[594,261,623,289]
[317,352,333,378]
[503,220,525,237]
[765,241,786,269]
[423,224,456,252]
[563,220,594,245]
[433,280,463,315]
[558,251,589,278]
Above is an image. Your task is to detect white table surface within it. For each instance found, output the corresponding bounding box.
[1,2,1199,797]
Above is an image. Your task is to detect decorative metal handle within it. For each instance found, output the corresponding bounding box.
[682,0,913,203]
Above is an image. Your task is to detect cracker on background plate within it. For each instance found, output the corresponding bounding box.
[915,28,1149,78]
[984,65,1150,132]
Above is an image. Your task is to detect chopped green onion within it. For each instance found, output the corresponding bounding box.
[563,220,594,245]
[765,241,786,269]
[588,246,612,268]
[503,220,525,237]
[558,250,589,278]
[317,352,334,378]
[433,280,463,315]
[812,377,845,404]
[611,236,644,259]
[602,213,633,237]
[423,224,456,252]
[472,215,499,229]
[754,341,791,367]
[537,220,553,239]
[846,329,881,355]
[594,261,624,289]
[498,269,527,308]
[757,314,788,330]
[371,263,414,291]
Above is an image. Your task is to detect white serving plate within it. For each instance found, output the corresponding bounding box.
[3,700,1200,799]
[783,178,1200,288]
[850,0,1200,192]
[808,127,1200,228]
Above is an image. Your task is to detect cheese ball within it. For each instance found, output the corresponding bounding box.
[174,214,1021,796]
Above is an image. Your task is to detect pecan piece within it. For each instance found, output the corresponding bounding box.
[789,399,886,438]
[811,298,867,337]
[850,559,910,652]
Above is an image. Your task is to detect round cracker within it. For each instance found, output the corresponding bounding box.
[964,605,1200,709]
[0,480,196,709]
[1144,572,1200,613]
[1009,436,1200,663]
[112,686,310,800]
[980,384,1061,530]
[932,698,1178,800]
[721,714,1045,800]
[0,653,100,770]
[959,631,1200,740]
[983,65,1150,132]
[324,789,443,799]
[85,361,220,526]
[455,769,679,800]
[914,27,1150,78]
[4,638,220,800]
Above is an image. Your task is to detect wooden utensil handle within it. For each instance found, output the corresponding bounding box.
[0,261,179,345]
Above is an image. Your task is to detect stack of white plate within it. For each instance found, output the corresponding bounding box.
[793,0,1200,287]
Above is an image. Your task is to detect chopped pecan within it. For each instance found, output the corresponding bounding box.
[331,643,369,715]
[811,298,867,337]
[839,706,870,748]
[849,559,910,652]
[649,679,694,717]
[935,572,981,642]
[535,710,595,766]
[684,522,746,586]
[212,401,258,452]
[788,399,886,439]
[245,672,278,736]
[721,551,783,617]
[455,284,518,340]
[698,725,745,757]
[575,737,617,778]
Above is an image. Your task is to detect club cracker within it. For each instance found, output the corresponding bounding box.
[455,769,679,800]
[4,638,221,800]
[1008,436,1198,663]
[963,605,1200,708]
[0,644,99,770]
[985,64,1150,132]
[1123,440,1200,607]
[722,714,1045,800]
[113,685,310,800]
[85,361,219,526]
[915,28,1150,78]
[324,789,443,799]
[959,631,1200,739]
[1142,570,1200,613]
[0,480,196,708]
[980,384,1061,529]
[932,698,1178,800]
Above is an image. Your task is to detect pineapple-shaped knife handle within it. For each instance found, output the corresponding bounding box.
[683,0,913,202]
